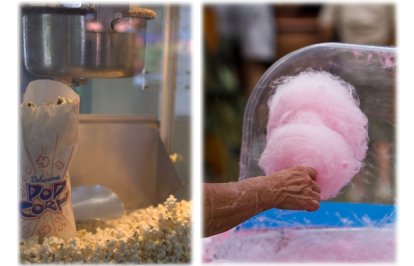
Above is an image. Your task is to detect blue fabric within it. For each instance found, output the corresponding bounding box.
[237,202,396,230]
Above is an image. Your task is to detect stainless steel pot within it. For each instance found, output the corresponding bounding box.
[22,6,150,78]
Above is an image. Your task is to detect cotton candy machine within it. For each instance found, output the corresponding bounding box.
[204,43,396,262]
[20,3,191,263]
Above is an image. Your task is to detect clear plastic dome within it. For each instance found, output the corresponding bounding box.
[239,42,396,203]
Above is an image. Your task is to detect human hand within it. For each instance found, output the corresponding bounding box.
[260,166,321,211]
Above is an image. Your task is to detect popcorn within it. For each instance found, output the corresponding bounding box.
[20,195,191,263]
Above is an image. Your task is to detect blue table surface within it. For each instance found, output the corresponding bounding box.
[237,202,396,230]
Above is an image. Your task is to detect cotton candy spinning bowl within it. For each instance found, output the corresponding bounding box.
[204,202,396,262]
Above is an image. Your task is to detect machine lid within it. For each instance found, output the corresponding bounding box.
[21,4,95,15]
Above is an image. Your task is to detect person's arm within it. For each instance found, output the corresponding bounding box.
[203,167,321,237]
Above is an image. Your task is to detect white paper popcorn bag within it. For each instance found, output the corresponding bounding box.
[20,79,79,241]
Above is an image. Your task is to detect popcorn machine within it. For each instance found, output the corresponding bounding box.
[20,3,191,220]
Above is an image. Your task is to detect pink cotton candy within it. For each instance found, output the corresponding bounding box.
[267,71,368,161]
[259,70,368,199]
[259,123,361,199]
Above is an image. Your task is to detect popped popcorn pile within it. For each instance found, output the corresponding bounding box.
[20,195,191,263]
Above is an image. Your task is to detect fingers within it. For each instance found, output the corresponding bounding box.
[304,187,321,202]
[287,197,320,211]
[266,166,322,212]
[310,180,321,193]
[306,200,320,211]
[303,167,317,180]
[299,166,320,193]
[304,181,321,212]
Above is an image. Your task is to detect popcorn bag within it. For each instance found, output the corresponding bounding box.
[20,80,79,241]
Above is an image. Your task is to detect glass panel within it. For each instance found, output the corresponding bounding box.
[171,5,191,199]
[78,5,165,116]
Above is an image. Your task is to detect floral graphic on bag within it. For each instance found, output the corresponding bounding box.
[22,225,30,235]
[37,225,51,235]
[54,160,64,170]
[36,155,50,169]
[54,216,67,231]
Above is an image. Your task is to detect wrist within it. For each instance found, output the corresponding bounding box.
[241,175,273,212]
